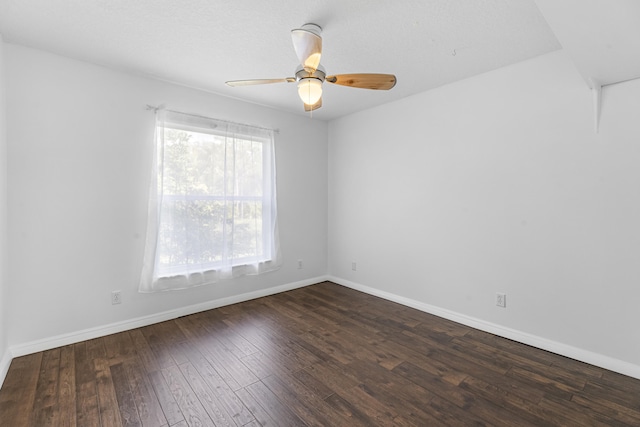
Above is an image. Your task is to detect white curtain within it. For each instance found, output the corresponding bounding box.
[139,108,281,292]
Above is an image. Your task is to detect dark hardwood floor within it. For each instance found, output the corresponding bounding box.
[1,282,639,426]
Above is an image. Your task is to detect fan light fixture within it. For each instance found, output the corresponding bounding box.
[297,78,322,105]
[225,23,397,113]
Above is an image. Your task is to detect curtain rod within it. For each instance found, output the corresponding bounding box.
[145,105,279,134]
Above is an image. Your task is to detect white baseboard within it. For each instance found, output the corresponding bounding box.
[9,275,329,359]
[329,276,640,380]
[0,348,11,389]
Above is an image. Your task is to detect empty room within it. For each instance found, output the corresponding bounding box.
[0,0,639,425]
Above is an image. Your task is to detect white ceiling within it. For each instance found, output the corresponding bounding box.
[0,1,565,120]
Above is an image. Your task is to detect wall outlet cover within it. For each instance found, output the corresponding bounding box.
[111,290,122,305]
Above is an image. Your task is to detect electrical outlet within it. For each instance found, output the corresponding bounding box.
[297,259,303,269]
[352,262,357,271]
[496,292,506,308]
[111,290,122,305]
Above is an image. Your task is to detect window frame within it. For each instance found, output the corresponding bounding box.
[155,118,276,279]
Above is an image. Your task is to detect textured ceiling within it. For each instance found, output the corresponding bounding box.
[0,0,561,120]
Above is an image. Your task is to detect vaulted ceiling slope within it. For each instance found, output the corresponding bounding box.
[534,0,640,89]
[0,1,638,120]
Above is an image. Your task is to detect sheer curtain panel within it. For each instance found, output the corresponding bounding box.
[139,108,281,292]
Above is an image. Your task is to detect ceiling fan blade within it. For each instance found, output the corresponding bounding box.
[303,97,322,112]
[325,73,397,90]
[226,78,295,87]
[291,24,322,72]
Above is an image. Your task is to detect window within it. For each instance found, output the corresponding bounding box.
[139,109,281,292]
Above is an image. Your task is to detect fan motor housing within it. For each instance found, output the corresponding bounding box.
[295,65,326,83]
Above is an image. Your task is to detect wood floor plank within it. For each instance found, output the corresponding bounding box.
[2,281,640,426]
[234,387,280,427]
[507,365,579,400]
[178,343,256,426]
[346,361,454,426]
[323,392,377,426]
[194,344,243,392]
[570,392,640,426]
[334,308,477,378]
[262,295,343,335]
[73,342,100,427]
[250,302,309,337]
[57,345,77,427]
[161,365,216,427]
[0,353,42,427]
[32,348,62,426]
[174,317,252,392]
[391,360,535,427]
[85,337,107,362]
[583,375,640,411]
[242,380,305,427]
[448,334,532,373]
[549,355,605,381]
[197,310,261,358]
[239,352,276,380]
[335,383,407,427]
[104,331,137,363]
[224,316,320,372]
[110,363,142,427]
[122,357,167,427]
[459,375,574,426]
[94,357,123,427]
[200,339,259,390]
[302,359,361,392]
[148,370,184,426]
[178,362,236,426]
[152,320,191,366]
[140,324,177,369]
[155,319,189,344]
[298,328,356,365]
[539,393,619,426]
[509,357,589,391]
[75,382,100,427]
[128,329,161,374]
[465,328,561,367]
[415,337,546,404]
[290,366,334,400]
[262,372,358,427]
[388,332,472,385]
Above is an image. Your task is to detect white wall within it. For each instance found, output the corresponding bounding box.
[0,35,10,383]
[4,40,639,381]
[5,43,328,350]
[329,50,640,377]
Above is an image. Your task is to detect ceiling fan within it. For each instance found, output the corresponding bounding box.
[225,23,397,112]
